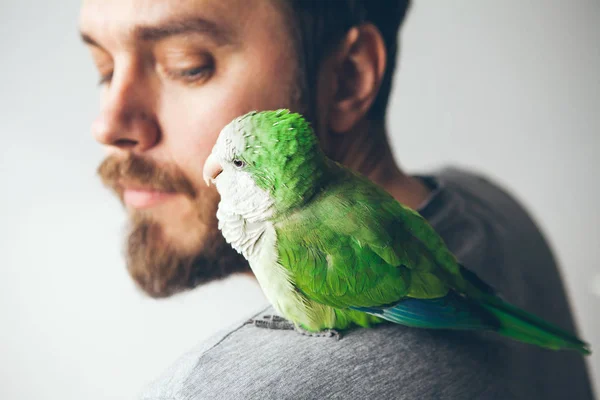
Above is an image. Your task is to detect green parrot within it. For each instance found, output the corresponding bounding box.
[202,109,591,355]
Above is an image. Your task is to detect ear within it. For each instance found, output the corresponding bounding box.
[328,24,387,134]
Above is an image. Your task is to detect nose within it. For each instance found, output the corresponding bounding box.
[203,153,223,186]
[91,69,159,152]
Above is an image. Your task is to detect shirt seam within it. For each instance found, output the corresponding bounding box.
[196,305,271,356]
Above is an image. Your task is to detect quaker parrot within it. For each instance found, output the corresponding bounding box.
[202,109,590,355]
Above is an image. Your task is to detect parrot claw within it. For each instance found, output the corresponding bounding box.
[293,326,342,341]
[247,315,295,330]
[246,315,342,340]
[263,315,287,322]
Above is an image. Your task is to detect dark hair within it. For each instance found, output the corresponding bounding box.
[284,0,412,121]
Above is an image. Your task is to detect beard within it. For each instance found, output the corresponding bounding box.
[97,153,249,298]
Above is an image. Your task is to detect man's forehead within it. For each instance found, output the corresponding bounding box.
[79,0,265,46]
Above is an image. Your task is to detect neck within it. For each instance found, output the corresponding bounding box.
[326,119,431,210]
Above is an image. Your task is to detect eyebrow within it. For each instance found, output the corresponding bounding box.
[80,17,235,48]
[135,17,234,44]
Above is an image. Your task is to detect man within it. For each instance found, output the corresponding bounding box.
[79,0,594,398]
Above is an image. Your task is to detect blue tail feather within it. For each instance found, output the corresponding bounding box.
[351,291,499,330]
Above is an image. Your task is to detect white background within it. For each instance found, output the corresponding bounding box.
[0,1,598,399]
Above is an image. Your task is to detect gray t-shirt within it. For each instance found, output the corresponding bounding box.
[140,167,594,400]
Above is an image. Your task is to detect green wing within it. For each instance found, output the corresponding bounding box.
[275,168,463,310]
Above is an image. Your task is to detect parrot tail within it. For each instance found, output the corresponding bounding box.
[480,297,591,355]
[353,291,591,355]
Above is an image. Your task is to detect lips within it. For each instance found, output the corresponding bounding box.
[118,181,179,209]
[124,188,178,209]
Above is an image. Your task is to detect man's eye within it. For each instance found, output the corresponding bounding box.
[168,65,214,83]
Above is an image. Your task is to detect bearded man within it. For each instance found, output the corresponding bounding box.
[79,1,593,398]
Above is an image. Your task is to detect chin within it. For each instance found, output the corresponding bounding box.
[136,215,217,258]
[124,210,250,298]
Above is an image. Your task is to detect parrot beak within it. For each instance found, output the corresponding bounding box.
[203,153,223,187]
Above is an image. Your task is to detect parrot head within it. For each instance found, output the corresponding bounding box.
[203,109,328,220]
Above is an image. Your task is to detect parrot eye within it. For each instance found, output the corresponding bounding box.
[233,159,246,168]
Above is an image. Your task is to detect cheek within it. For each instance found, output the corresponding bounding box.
[157,91,237,190]
[227,49,298,110]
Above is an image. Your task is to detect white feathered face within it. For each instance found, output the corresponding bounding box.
[203,119,274,222]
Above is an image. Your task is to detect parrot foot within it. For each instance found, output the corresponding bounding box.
[247,315,295,330]
[293,326,342,341]
[246,315,341,339]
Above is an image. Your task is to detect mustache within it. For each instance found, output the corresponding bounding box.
[97,153,196,198]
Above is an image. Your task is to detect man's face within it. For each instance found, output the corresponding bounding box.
[80,0,303,296]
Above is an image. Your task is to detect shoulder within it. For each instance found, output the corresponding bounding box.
[139,308,514,400]
[416,166,562,295]
[427,166,543,235]
[417,166,554,261]
[139,311,261,400]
